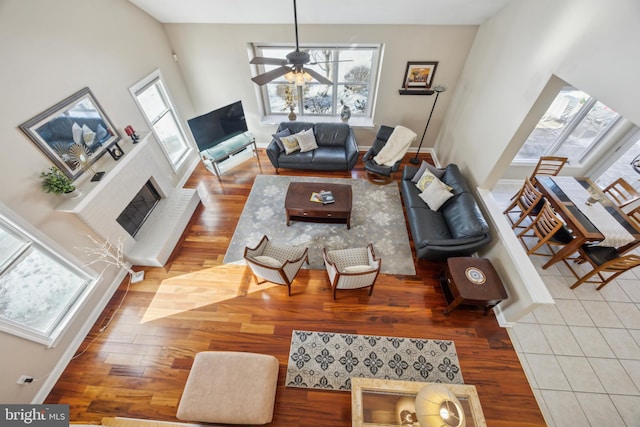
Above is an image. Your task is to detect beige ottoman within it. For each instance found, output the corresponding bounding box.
[177,351,279,425]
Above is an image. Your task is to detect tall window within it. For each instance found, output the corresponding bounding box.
[130,70,191,171]
[252,44,381,119]
[514,86,621,165]
[0,213,94,346]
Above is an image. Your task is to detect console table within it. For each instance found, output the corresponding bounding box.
[200,132,257,179]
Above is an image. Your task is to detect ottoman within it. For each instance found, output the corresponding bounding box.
[177,351,279,425]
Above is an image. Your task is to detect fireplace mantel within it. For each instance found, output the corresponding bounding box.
[57,132,200,266]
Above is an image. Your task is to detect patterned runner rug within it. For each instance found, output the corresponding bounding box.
[223,175,415,275]
[286,330,464,391]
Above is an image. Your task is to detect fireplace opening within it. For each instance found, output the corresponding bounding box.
[117,180,161,237]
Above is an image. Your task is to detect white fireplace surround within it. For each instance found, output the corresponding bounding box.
[57,133,200,266]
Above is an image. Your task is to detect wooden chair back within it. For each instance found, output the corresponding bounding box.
[530,156,568,184]
[503,177,544,229]
[572,253,640,290]
[602,178,640,208]
[517,200,567,255]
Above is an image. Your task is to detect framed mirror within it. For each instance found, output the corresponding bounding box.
[19,87,122,180]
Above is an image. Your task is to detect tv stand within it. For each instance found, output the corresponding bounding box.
[200,132,257,179]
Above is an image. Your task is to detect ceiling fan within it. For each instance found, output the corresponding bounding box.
[250,0,339,86]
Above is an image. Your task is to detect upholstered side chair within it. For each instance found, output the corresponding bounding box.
[322,244,381,299]
[243,235,309,296]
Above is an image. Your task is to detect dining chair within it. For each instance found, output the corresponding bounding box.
[529,156,569,185]
[569,245,640,290]
[503,177,545,229]
[517,199,574,260]
[601,177,640,208]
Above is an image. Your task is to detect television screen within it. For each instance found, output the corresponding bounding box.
[188,101,248,152]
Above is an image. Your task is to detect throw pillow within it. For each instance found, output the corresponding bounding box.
[411,161,430,184]
[82,124,96,147]
[281,135,300,154]
[296,128,318,152]
[95,123,108,143]
[72,122,83,145]
[415,169,453,192]
[343,265,374,273]
[419,178,454,211]
[253,255,283,268]
[271,128,291,151]
[426,162,446,179]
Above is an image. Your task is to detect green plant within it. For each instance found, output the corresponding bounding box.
[40,166,75,194]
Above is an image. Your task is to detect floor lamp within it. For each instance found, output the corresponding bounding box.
[410,85,447,165]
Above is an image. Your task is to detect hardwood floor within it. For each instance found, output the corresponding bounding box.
[46,151,545,426]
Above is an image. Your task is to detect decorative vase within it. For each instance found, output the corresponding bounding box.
[340,104,351,122]
[288,108,297,121]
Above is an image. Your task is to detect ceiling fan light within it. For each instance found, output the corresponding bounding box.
[284,71,296,83]
[295,72,306,86]
[303,71,312,82]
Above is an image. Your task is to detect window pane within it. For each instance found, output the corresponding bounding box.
[0,248,88,334]
[303,85,333,114]
[138,83,169,123]
[266,83,295,114]
[514,87,591,162]
[0,228,29,273]
[153,112,189,164]
[338,84,368,114]
[554,101,620,162]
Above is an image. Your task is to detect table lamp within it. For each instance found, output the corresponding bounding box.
[415,384,465,427]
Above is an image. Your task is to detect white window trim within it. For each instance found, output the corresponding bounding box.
[129,69,193,172]
[0,203,97,347]
[250,43,382,126]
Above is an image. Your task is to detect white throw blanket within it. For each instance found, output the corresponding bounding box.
[373,125,417,166]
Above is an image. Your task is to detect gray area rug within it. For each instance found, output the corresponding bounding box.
[286,330,464,391]
[224,175,416,275]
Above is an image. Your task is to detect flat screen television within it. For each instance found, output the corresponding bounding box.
[188,100,248,152]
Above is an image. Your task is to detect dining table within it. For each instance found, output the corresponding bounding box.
[534,175,640,269]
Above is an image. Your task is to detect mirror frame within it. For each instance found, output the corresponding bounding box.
[19,87,122,180]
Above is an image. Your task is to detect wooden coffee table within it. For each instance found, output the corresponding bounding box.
[285,182,352,229]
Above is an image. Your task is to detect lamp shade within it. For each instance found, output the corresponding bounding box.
[415,385,465,427]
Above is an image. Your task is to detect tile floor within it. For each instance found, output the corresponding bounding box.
[492,181,640,427]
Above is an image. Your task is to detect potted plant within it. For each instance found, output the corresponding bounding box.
[40,166,79,198]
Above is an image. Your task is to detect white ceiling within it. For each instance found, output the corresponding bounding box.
[129,0,513,25]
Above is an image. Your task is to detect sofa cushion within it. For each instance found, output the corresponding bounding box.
[442,193,489,238]
[406,207,453,247]
[442,164,472,195]
[311,146,347,168]
[278,149,313,165]
[277,121,314,135]
[314,122,351,146]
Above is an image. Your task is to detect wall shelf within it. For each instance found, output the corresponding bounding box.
[398,89,435,95]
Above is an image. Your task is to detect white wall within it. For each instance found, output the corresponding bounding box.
[0,0,197,403]
[163,23,477,146]
[436,0,640,188]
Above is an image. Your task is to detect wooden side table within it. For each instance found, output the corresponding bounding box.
[437,257,507,316]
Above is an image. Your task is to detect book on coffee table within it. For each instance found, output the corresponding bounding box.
[319,190,335,204]
[310,192,323,203]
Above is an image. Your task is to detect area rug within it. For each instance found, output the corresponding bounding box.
[285,330,464,391]
[223,175,415,275]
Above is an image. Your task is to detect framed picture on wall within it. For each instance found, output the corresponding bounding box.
[402,61,439,90]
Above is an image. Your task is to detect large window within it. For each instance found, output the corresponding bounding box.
[252,44,381,120]
[130,70,192,171]
[514,86,621,165]
[0,212,94,346]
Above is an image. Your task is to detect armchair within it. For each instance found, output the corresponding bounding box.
[322,244,381,299]
[363,125,415,184]
[243,235,309,296]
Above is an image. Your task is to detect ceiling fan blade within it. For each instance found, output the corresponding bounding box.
[307,59,354,65]
[251,66,291,86]
[304,68,333,85]
[250,57,288,66]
